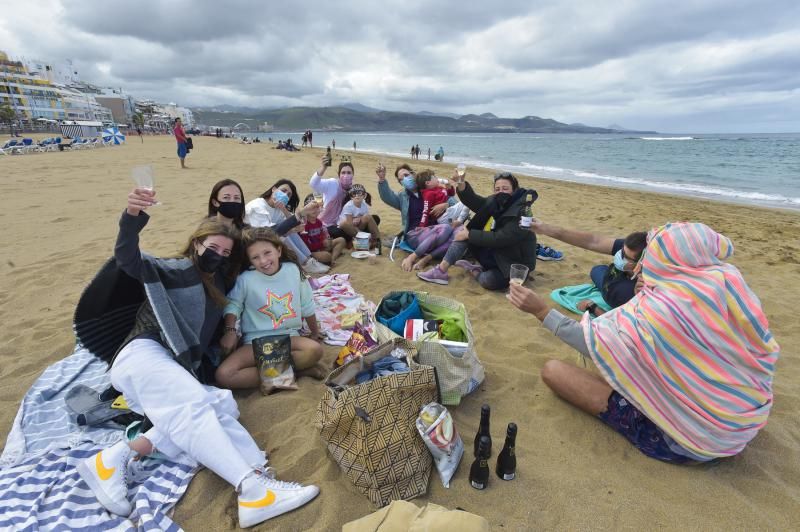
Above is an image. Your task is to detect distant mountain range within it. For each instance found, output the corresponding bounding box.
[191,105,656,134]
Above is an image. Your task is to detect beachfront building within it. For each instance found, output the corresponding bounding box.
[95,88,137,125]
[1,51,65,124]
[135,100,194,131]
[158,102,195,128]
[0,50,114,127]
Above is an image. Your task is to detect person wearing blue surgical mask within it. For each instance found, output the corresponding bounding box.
[522,220,648,315]
[244,178,330,275]
[375,163,455,238]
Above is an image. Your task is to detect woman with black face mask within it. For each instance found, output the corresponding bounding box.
[417,172,538,290]
[71,187,320,528]
[208,179,246,228]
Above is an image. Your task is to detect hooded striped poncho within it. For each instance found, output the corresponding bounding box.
[583,222,779,459]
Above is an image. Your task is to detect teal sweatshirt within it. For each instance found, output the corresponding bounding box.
[224,262,315,343]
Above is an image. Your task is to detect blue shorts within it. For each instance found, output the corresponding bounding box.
[177,142,187,158]
[598,392,692,464]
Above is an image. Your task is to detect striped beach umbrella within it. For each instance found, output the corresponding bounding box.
[102,127,126,145]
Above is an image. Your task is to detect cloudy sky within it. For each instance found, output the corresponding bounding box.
[2,0,799,132]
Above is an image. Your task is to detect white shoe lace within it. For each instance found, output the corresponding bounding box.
[253,467,302,490]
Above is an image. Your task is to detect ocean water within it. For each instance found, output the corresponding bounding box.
[254,131,800,210]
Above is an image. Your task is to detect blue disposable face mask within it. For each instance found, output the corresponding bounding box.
[613,249,630,271]
[402,175,416,190]
[273,189,290,206]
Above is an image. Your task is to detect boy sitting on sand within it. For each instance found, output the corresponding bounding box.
[338,184,381,252]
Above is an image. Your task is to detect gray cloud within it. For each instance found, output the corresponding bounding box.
[1,0,798,132]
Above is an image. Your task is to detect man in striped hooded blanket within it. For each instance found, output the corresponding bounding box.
[508,222,779,463]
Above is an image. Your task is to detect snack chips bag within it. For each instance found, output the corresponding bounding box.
[335,322,378,366]
[253,334,297,394]
[416,402,464,488]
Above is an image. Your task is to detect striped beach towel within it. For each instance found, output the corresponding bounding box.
[583,222,779,459]
[0,347,199,530]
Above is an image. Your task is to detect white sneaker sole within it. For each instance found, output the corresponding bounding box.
[537,255,563,261]
[239,486,320,528]
[76,458,132,517]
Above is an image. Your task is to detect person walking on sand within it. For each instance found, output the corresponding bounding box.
[173,117,188,169]
[428,147,431,160]
[353,140,357,151]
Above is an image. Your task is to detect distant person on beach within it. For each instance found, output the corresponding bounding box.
[525,220,646,314]
[307,129,312,148]
[435,146,444,161]
[508,222,779,463]
[73,188,319,527]
[410,145,415,159]
[173,117,187,168]
[353,141,357,151]
[215,227,324,389]
[332,139,335,149]
[427,147,431,160]
[417,172,537,289]
[415,144,420,159]
[136,127,143,143]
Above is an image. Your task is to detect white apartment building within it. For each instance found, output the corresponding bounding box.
[1,51,114,125]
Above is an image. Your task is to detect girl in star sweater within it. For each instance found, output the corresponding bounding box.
[216,228,323,389]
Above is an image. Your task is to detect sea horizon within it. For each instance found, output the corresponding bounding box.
[244,131,800,212]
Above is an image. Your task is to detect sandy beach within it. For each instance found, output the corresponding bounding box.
[2,135,799,530]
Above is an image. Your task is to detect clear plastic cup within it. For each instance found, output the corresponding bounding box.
[131,165,160,205]
[509,264,529,285]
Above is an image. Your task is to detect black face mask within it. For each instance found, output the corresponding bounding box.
[216,201,243,219]
[197,247,228,274]
[493,192,512,209]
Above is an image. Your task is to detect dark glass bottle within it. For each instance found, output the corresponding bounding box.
[473,404,492,457]
[469,435,490,490]
[495,423,517,480]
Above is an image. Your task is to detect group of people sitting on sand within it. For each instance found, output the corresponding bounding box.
[71,153,779,527]
[275,138,300,151]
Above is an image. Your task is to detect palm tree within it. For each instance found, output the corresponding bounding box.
[0,103,17,136]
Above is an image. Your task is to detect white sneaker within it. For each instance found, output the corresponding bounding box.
[238,468,319,528]
[302,258,330,275]
[76,440,132,516]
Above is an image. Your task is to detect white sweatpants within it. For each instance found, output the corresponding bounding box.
[111,339,265,487]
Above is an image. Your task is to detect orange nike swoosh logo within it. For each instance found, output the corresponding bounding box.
[239,489,276,508]
[95,451,115,481]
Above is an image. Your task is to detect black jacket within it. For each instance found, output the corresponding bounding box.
[458,183,537,278]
